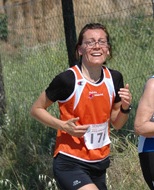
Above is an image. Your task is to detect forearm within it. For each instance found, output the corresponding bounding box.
[30,108,63,130]
[134,121,154,137]
[111,111,129,130]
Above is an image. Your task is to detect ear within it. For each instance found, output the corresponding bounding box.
[107,50,110,55]
[78,46,83,56]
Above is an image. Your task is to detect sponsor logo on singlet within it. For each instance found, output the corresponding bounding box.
[89,91,104,99]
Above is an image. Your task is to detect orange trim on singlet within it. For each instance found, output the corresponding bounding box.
[54,65,115,162]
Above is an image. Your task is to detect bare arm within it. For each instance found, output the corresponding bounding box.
[110,84,132,130]
[30,91,88,137]
[134,78,154,137]
[30,91,64,130]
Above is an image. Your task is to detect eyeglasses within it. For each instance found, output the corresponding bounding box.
[83,40,109,48]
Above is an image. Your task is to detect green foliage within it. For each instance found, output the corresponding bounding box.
[0,15,154,189]
[105,16,154,138]
[107,133,149,190]
[0,45,67,189]
[0,14,8,41]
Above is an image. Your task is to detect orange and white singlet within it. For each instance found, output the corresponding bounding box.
[54,65,116,162]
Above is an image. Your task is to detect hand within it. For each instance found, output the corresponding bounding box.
[62,117,89,137]
[118,84,132,109]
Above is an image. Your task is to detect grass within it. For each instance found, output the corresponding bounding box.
[0,15,154,189]
[107,132,149,190]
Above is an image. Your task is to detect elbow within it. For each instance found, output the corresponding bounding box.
[134,124,145,136]
[30,105,35,118]
[134,127,140,136]
[112,123,123,131]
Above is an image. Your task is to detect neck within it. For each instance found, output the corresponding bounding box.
[81,64,102,83]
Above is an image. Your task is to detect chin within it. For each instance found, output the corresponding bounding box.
[92,61,104,65]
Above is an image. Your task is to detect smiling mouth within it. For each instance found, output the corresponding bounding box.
[91,53,102,56]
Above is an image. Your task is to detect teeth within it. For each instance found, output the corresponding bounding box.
[92,53,101,56]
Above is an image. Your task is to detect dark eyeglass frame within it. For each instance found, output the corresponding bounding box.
[83,40,109,48]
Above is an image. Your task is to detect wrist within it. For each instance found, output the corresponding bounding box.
[120,105,132,114]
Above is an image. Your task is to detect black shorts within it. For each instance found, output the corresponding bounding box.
[139,152,154,190]
[53,153,110,190]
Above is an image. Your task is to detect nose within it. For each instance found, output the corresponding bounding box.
[94,41,100,47]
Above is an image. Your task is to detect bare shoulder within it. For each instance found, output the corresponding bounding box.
[138,77,154,106]
[144,77,154,93]
[146,77,154,86]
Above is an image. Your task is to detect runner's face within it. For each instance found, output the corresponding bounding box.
[78,29,110,66]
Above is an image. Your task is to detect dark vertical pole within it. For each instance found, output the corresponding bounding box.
[0,55,6,126]
[61,0,77,67]
[152,0,154,18]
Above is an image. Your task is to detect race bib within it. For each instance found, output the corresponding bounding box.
[84,122,111,150]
